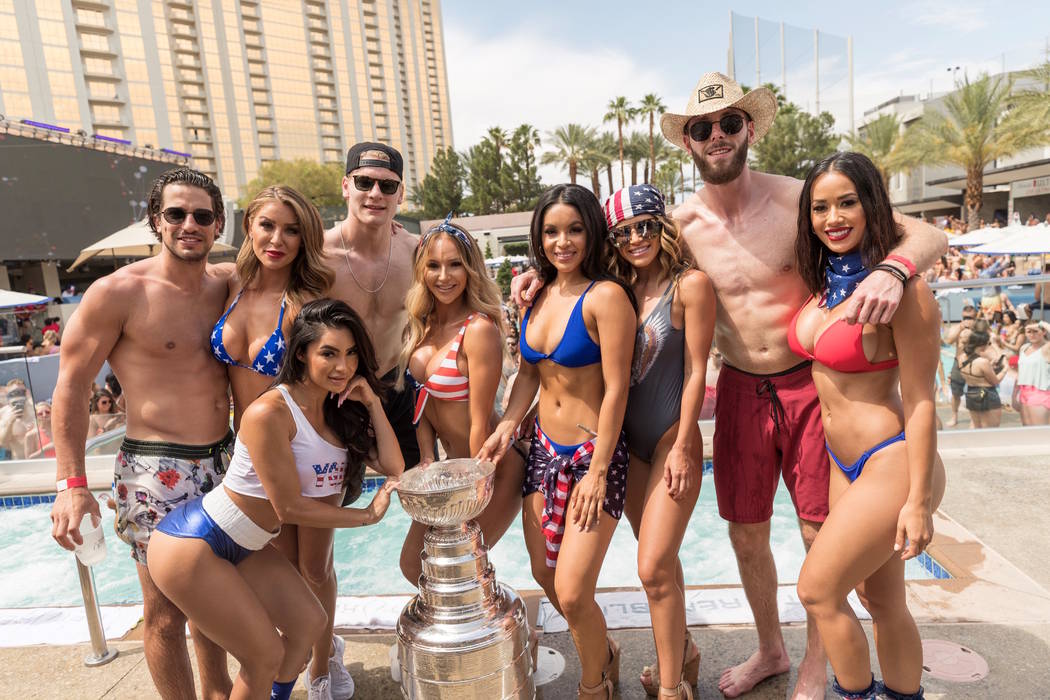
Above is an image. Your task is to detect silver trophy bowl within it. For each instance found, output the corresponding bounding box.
[396,458,534,699]
[396,458,496,527]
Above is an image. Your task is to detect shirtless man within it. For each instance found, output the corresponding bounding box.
[515,73,946,699]
[943,303,977,426]
[50,168,234,700]
[325,142,421,468]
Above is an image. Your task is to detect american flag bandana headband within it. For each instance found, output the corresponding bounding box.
[604,184,665,230]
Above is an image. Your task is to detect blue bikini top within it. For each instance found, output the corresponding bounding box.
[520,280,602,367]
[211,291,287,377]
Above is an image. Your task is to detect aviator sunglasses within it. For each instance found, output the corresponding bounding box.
[161,207,216,226]
[352,174,401,195]
[608,219,663,249]
[687,113,746,142]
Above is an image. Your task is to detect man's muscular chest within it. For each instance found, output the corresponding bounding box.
[126,288,224,356]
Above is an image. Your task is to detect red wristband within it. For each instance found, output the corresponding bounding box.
[885,254,916,277]
[56,476,88,492]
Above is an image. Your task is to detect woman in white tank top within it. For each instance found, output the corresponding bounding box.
[147,300,403,700]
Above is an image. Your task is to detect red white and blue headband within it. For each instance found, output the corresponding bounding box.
[604,184,665,229]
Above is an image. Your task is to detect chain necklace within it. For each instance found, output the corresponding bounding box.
[339,221,392,295]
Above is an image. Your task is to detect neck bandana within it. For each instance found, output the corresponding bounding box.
[824,251,868,309]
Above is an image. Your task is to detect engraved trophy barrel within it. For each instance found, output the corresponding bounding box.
[396,459,534,699]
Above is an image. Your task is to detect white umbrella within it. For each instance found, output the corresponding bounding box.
[0,290,50,309]
[966,225,1050,255]
[949,225,1017,248]
[68,219,236,271]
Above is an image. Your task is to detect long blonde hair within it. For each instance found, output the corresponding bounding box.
[396,224,505,389]
[236,186,334,306]
[607,213,694,288]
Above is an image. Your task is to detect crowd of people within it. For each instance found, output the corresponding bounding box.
[43,70,961,700]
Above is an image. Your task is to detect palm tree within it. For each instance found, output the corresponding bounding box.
[655,160,682,202]
[603,97,635,187]
[541,123,598,185]
[514,123,541,177]
[891,73,1050,228]
[638,93,667,184]
[624,131,650,185]
[846,113,901,186]
[596,132,618,195]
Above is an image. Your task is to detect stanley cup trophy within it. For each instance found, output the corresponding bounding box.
[396,458,535,699]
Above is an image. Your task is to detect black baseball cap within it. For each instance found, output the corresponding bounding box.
[345,142,403,180]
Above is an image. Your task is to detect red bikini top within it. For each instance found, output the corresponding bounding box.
[787,298,899,373]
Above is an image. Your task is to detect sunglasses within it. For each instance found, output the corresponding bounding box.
[352,175,400,195]
[608,219,663,249]
[161,207,216,226]
[687,113,746,142]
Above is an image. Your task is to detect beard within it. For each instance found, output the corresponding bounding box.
[691,139,749,185]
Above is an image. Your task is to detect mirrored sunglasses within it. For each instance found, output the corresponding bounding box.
[608,219,663,249]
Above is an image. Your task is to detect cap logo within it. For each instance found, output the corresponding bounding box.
[698,84,724,102]
[360,149,391,164]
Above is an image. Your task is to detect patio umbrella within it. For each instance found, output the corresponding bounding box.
[0,290,50,309]
[68,219,236,271]
[949,225,1018,248]
[966,225,1050,255]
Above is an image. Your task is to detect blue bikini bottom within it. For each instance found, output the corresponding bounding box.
[826,431,906,482]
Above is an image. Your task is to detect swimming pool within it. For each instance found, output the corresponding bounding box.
[0,468,942,608]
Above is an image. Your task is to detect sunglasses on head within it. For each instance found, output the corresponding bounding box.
[687,113,746,142]
[608,219,663,249]
[161,207,216,226]
[352,175,401,195]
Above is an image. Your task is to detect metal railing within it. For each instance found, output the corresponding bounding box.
[75,557,118,666]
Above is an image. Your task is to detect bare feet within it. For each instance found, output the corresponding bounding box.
[789,652,828,700]
[946,416,958,427]
[718,649,790,698]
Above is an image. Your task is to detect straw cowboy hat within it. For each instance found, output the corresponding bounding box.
[660,72,778,149]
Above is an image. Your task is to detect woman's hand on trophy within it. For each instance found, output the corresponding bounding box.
[367,479,399,524]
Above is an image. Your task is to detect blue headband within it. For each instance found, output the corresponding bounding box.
[419,212,474,249]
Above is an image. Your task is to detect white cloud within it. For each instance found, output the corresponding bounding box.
[905,0,988,33]
[443,23,679,186]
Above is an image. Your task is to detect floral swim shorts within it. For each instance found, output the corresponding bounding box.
[113,431,233,565]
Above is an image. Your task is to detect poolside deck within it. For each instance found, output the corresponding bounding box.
[3,441,1049,699]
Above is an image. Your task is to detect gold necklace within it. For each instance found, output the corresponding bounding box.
[340,222,392,294]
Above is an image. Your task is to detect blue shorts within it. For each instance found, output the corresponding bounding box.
[156,497,254,565]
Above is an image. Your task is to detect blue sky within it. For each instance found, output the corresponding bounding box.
[441,1,1050,183]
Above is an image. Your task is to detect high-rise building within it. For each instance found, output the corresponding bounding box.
[0,0,452,199]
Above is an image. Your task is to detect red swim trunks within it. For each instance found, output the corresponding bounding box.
[712,361,828,524]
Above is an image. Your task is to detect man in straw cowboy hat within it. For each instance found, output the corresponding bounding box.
[662,73,947,698]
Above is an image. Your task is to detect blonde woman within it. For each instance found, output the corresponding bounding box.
[396,214,526,584]
[211,186,355,699]
[604,185,715,700]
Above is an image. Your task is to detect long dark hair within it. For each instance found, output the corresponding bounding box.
[274,299,386,479]
[529,184,636,309]
[795,152,903,295]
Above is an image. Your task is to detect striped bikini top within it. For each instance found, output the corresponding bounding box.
[411,313,477,424]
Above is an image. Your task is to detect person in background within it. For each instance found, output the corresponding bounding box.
[943,304,976,427]
[89,388,125,436]
[958,322,1007,428]
[0,379,31,459]
[24,400,55,458]
[1014,320,1050,426]
[41,329,61,355]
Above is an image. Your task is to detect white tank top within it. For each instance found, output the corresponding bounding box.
[1018,343,1050,391]
[222,385,348,499]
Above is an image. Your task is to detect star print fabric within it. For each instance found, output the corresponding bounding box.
[210,292,287,377]
[604,184,665,229]
[823,251,868,310]
[523,420,630,568]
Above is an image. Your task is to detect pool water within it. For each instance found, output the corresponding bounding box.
[0,475,936,608]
